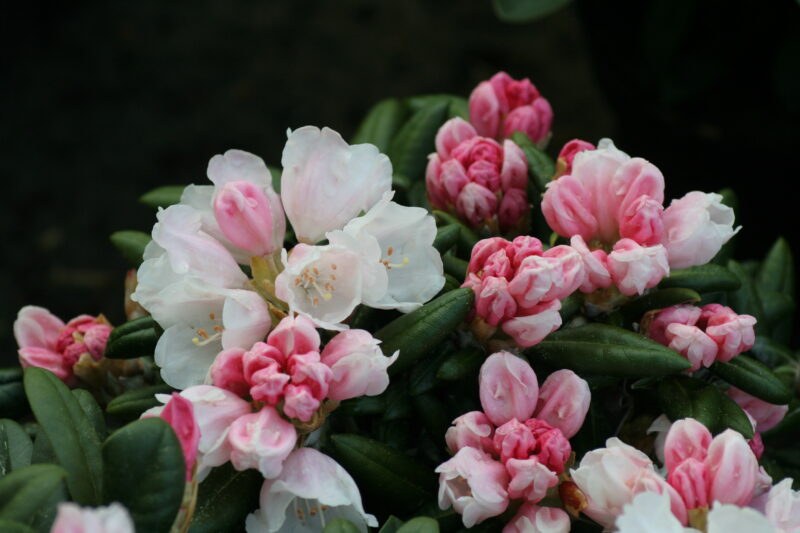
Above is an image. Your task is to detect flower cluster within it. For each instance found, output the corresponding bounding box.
[462,237,583,347]
[436,352,590,528]
[643,303,757,371]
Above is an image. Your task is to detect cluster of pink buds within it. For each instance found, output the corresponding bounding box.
[426,118,529,233]
[643,303,757,371]
[468,71,553,145]
[14,306,112,386]
[436,352,590,529]
[462,236,584,347]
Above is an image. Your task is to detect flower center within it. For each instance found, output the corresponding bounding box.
[381,246,410,270]
[293,499,331,528]
[192,312,224,346]
[294,265,338,306]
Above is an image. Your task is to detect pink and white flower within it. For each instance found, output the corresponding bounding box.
[51,502,135,533]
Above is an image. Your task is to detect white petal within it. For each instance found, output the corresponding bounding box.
[221,290,271,349]
[155,325,220,389]
[706,503,775,533]
[615,492,689,533]
[208,149,272,189]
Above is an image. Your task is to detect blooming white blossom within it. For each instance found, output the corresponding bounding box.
[51,502,135,533]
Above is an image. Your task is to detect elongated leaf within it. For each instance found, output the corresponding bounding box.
[106,384,174,419]
[388,101,449,182]
[0,368,28,419]
[375,288,474,375]
[379,516,405,533]
[659,265,741,293]
[433,225,460,254]
[139,185,185,209]
[328,434,435,514]
[620,288,701,324]
[711,355,792,405]
[107,316,157,345]
[525,324,691,377]
[109,230,151,267]
[658,377,753,437]
[413,394,450,447]
[0,464,67,529]
[749,336,794,367]
[763,407,800,440]
[432,211,480,253]
[0,420,33,476]
[23,368,103,505]
[267,165,282,193]
[510,131,555,193]
[324,519,362,533]
[727,260,765,328]
[756,237,795,296]
[437,347,485,381]
[442,255,468,281]
[0,520,36,533]
[352,98,408,153]
[560,292,583,323]
[397,517,440,533]
[492,0,572,22]
[409,349,449,396]
[102,418,184,532]
[338,395,386,417]
[189,463,262,533]
[104,327,158,359]
[72,390,107,442]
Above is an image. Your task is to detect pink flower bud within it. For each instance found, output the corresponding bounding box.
[493,418,537,463]
[267,315,321,360]
[476,276,518,327]
[210,348,250,398]
[505,457,559,502]
[286,351,332,403]
[644,304,702,346]
[503,503,570,533]
[619,195,664,246]
[508,256,560,311]
[665,324,719,371]
[569,236,612,293]
[705,311,757,362]
[468,238,512,275]
[501,140,528,192]
[320,329,397,402]
[160,393,200,480]
[439,159,470,200]
[18,347,74,384]
[534,369,591,439]
[498,188,529,233]
[436,447,510,527]
[749,432,764,460]
[282,384,320,422]
[436,118,478,159]
[705,429,759,506]
[726,387,788,432]
[668,458,709,510]
[607,239,670,296]
[501,299,562,348]
[228,406,297,479]
[556,139,595,177]
[425,154,448,210]
[541,175,598,241]
[469,81,502,139]
[507,236,544,268]
[502,101,553,145]
[445,411,495,454]
[482,249,514,279]
[663,191,740,269]
[213,180,285,256]
[540,245,585,301]
[615,159,665,214]
[664,418,712,473]
[456,183,498,228]
[524,418,572,474]
[755,478,800,532]
[83,324,112,360]
[479,351,540,426]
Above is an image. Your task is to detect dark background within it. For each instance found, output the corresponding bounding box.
[2,0,798,365]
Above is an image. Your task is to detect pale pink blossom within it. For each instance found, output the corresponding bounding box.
[476,276,518,327]
[479,351,540,426]
[445,411,495,454]
[555,139,595,178]
[706,503,776,533]
[644,305,702,346]
[320,329,397,401]
[664,324,719,371]
[159,393,200,480]
[667,458,709,510]
[727,387,788,432]
[501,300,562,348]
[498,188,530,231]
[503,503,570,533]
[541,175,598,241]
[228,406,297,479]
[508,247,584,310]
[752,478,800,533]
[534,369,591,439]
[456,183,498,228]
[505,457,559,502]
[507,236,544,269]
[704,308,757,362]
[663,418,713,473]
[570,235,612,293]
[705,429,760,507]
[493,418,571,474]
[663,192,740,269]
[607,239,670,296]
[51,502,135,533]
[619,195,664,247]
[435,117,478,159]
[213,180,285,257]
[468,238,514,275]
[436,447,510,527]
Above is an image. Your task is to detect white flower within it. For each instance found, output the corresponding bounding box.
[615,492,694,533]
[51,502,135,533]
[245,448,377,533]
[706,503,776,533]
[335,192,445,312]
[280,126,392,244]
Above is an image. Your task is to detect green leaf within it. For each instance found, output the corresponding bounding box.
[409,349,450,396]
[337,395,387,417]
[763,407,800,440]
[510,131,555,193]
[189,463,263,533]
[375,288,474,375]
[30,431,56,466]
[0,464,67,529]
[109,230,152,267]
[106,384,175,419]
[524,324,691,377]
[0,420,33,476]
[72,390,107,442]
[727,260,765,328]
[711,355,792,405]
[760,291,795,331]
[139,185,185,209]
[104,326,159,359]
[267,165,282,193]
[352,98,409,153]
[657,376,753,437]
[432,211,480,253]
[0,520,37,533]
[107,316,158,345]
[388,101,449,182]
[492,0,572,22]
[659,264,741,293]
[324,519,362,533]
[756,237,795,296]
[23,368,103,505]
[102,418,184,533]
[433,225,460,254]
[328,434,435,514]
[397,517,440,533]
[442,255,468,281]
[620,288,701,325]
[412,394,450,446]
[437,347,485,381]
[0,368,28,419]
[379,516,405,533]
[749,336,794,367]
[559,292,583,323]
[383,380,412,421]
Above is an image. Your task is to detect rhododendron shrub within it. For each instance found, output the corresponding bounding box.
[3,70,797,533]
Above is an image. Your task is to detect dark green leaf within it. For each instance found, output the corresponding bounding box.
[189,463,263,533]
[384,380,412,421]
[375,288,474,375]
[727,260,765,328]
[0,464,67,529]
[106,384,175,419]
[0,368,28,419]
[328,434,435,514]
[139,185,185,209]
[749,336,794,367]
[30,431,56,466]
[409,350,449,396]
[0,520,36,533]
[432,211,480,254]
[761,291,795,333]
[397,517,440,533]
[657,376,753,437]
[109,231,151,267]
[442,255,467,281]
[525,324,691,377]
[433,225,460,254]
[763,407,800,441]
[620,288,701,325]
[559,293,583,323]
[437,347,485,381]
[352,98,408,153]
[510,131,555,193]
[413,394,450,447]
[23,368,103,505]
[102,418,184,533]
[72,390,107,442]
[0,420,32,476]
[104,327,159,359]
[492,0,572,22]
[267,165,282,193]
[379,516,405,533]
[337,395,386,417]
[659,264,741,293]
[323,519,362,533]
[711,355,792,404]
[107,316,157,345]
[756,237,795,296]
[388,101,449,182]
